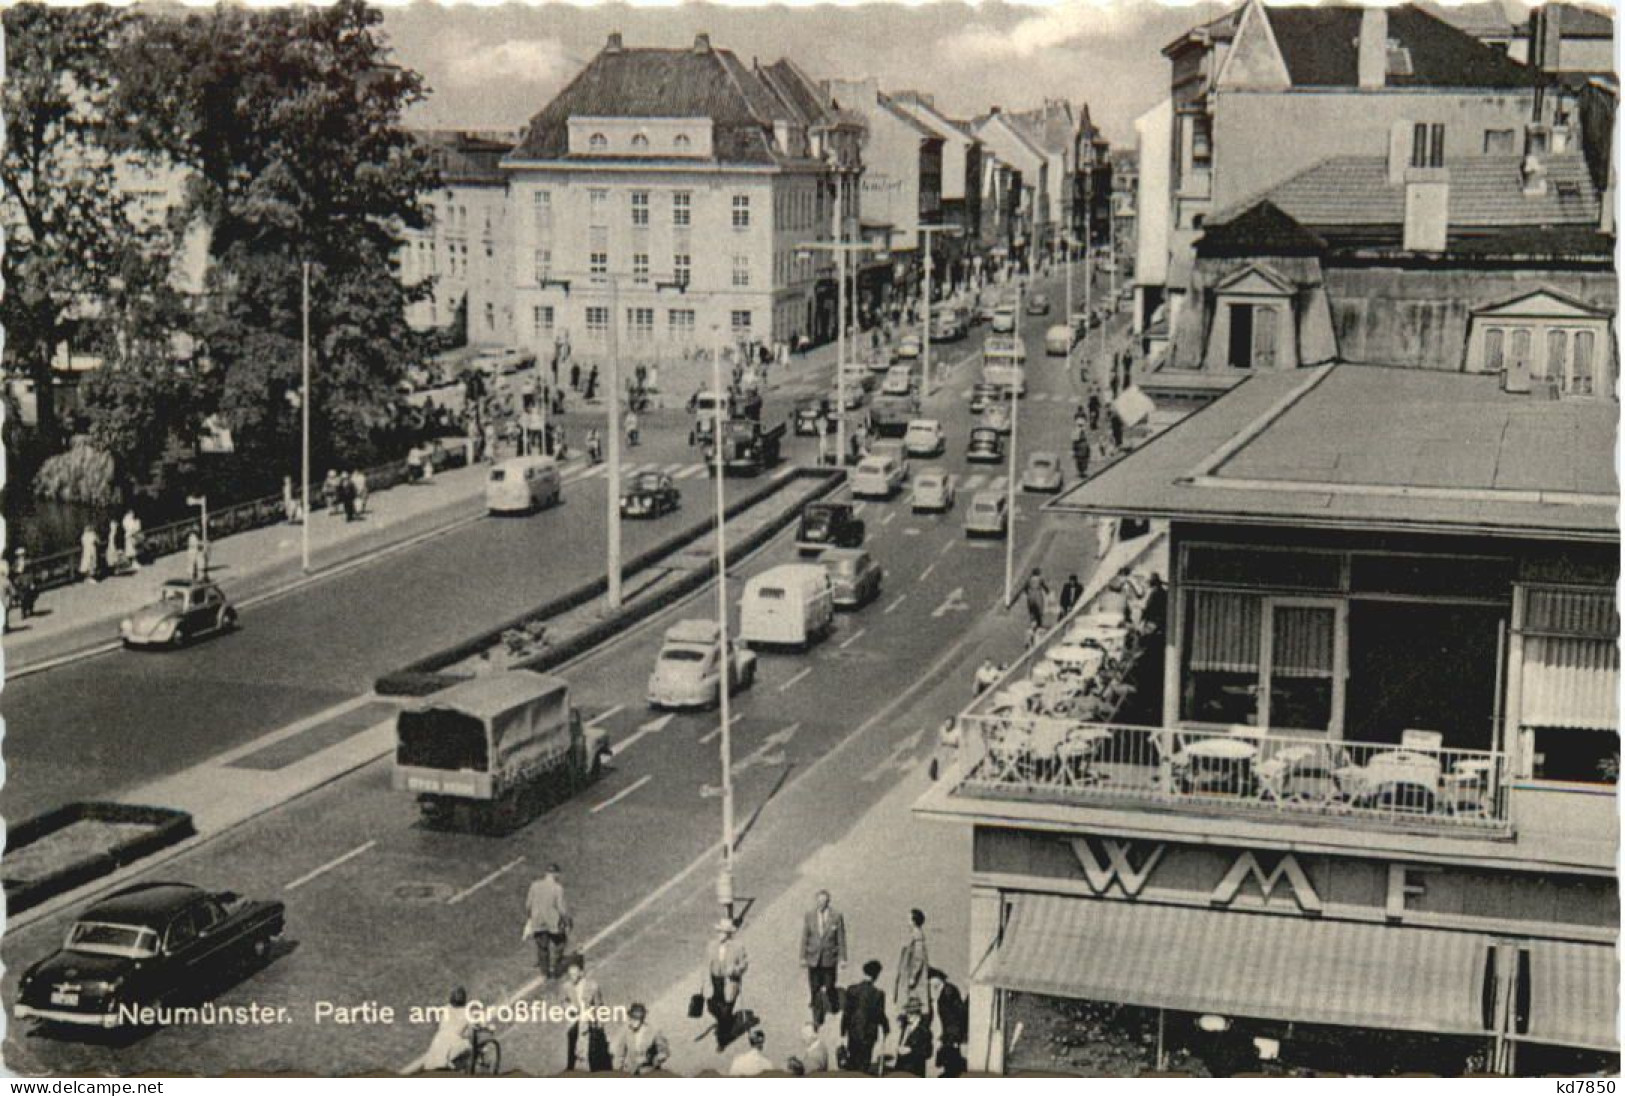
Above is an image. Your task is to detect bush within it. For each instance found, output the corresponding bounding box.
[32,435,119,506]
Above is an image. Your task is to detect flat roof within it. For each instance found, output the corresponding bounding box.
[1053,365,1618,542]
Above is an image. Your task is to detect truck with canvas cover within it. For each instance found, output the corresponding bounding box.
[393,671,612,833]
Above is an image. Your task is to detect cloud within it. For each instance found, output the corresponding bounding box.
[940,0,1173,63]
[442,37,579,89]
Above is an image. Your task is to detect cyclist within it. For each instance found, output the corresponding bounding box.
[424,987,476,1072]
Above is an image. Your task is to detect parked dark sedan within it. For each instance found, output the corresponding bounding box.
[14,882,285,1031]
[620,470,680,518]
[968,382,1000,414]
[796,501,866,555]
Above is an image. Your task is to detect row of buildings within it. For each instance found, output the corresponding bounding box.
[399,33,1124,361]
[918,0,1618,1077]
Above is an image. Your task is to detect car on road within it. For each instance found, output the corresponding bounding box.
[892,335,923,364]
[881,366,914,397]
[820,548,885,610]
[975,300,997,326]
[829,385,866,410]
[840,361,875,393]
[968,382,1000,414]
[1045,324,1074,356]
[792,396,833,436]
[865,353,893,375]
[990,306,1017,334]
[647,619,757,710]
[1026,293,1050,316]
[797,501,865,554]
[903,419,945,457]
[14,882,285,1031]
[851,454,906,499]
[985,403,1012,435]
[966,426,1005,463]
[739,564,835,648]
[965,491,1009,537]
[911,467,956,513]
[1021,451,1065,493]
[487,455,562,514]
[120,580,237,649]
[620,470,680,518]
[930,312,967,342]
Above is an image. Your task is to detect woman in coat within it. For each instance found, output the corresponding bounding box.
[79,525,101,584]
[894,909,930,1018]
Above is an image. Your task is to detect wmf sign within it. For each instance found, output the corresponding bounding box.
[1069,838,1323,913]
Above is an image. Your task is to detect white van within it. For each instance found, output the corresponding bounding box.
[486,455,561,514]
[852,455,905,499]
[738,564,835,649]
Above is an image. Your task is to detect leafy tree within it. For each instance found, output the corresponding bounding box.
[117,0,440,470]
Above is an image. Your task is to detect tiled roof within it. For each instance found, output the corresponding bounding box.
[877,93,941,140]
[1054,365,1618,540]
[889,93,980,143]
[759,59,829,129]
[1264,4,1534,88]
[413,130,515,185]
[1198,200,1328,253]
[1217,152,1601,230]
[507,42,791,166]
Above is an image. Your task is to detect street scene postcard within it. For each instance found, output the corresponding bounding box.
[0,0,1619,1082]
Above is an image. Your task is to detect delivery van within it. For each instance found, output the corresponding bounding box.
[738,564,836,649]
[486,455,562,514]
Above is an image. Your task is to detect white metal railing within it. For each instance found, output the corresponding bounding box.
[953,717,1511,833]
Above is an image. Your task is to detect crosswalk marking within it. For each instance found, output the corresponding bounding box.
[662,462,687,475]
[675,464,708,480]
[961,473,988,491]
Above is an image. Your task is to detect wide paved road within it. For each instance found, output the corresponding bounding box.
[3,270,1098,1074]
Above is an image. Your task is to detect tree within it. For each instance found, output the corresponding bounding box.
[117,0,440,471]
[1,5,141,441]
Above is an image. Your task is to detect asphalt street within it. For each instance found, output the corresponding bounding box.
[2,268,1119,1074]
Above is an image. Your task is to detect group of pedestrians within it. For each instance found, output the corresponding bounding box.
[320,469,370,522]
[73,510,147,586]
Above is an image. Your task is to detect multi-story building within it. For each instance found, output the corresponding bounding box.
[918,360,1618,1076]
[1074,104,1114,250]
[822,79,945,256]
[502,33,840,361]
[400,130,517,347]
[975,109,1050,267]
[1110,148,1138,267]
[1133,97,1174,336]
[890,91,985,277]
[1008,100,1078,257]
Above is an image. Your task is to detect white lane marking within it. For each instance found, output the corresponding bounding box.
[285,840,376,891]
[698,710,744,744]
[662,462,686,475]
[587,703,625,728]
[883,594,907,615]
[706,723,802,791]
[447,856,527,906]
[575,465,606,480]
[852,502,868,514]
[918,562,937,583]
[903,527,922,537]
[614,713,675,753]
[838,627,867,649]
[962,474,988,491]
[932,586,971,618]
[989,476,1008,492]
[881,511,896,526]
[675,464,707,480]
[777,665,815,692]
[938,539,957,557]
[862,726,927,783]
[590,775,652,815]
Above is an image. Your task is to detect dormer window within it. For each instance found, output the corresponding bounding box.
[589,133,608,152]
[631,133,649,151]
[674,134,691,152]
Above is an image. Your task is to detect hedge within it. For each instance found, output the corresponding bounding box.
[4,802,197,915]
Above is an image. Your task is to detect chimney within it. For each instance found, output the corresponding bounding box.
[1521,153,1548,197]
[1535,3,1564,73]
[1357,7,1389,89]
[605,31,623,53]
[1402,167,1449,252]
[693,32,711,53]
[1387,119,1411,185]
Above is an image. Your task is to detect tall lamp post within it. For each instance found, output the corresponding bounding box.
[916,223,962,398]
[799,235,881,465]
[1003,280,1022,606]
[710,322,737,921]
[300,261,312,573]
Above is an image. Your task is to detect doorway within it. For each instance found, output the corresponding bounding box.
[1345,601,1504,751]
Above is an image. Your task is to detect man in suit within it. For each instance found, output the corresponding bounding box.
[891,1000,934,1076]
[609,1002,669,1075]
[525,865,571,979]
[708,918,750,1051]
[799,889,847,1028]
[930,968,969,1077]
[562,954,609,1072]
[840,960,889,1074]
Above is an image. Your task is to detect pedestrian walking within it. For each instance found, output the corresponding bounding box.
[524,864,571,979]
[351,469,369,516]
[338,471,356,521]
[569,361,581,392]
[930,717,960,782]
[12,548,36,621]
[406,444,424,484]
[800,890,847,1029]
[609,1003,670,1075]
[105,519,124,575]
[324,469,341,515]
[728,1029,772,1077]
[895,909,930,1018]
[1109,406,1125,450]
[930,969,969,1077]
[122,509,144,568]
[1,558,12,634]
[586,365,599,402]
[840,961,888,1074]
[587,428,602,465]
[562,954,611,1072]
[1019,567,1051,630]
[707,918,750,1051]
[1087,393,1101,431]
[186,529,207,581]
[1059,573,1084,617]
[973,658,1001,695]
[625,409,640,447]
[890,1000,933,1076]
[79,524,101,584]
[788,1021,830,1075]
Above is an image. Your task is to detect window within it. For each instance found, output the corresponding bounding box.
[1510,327,1533,375]
[533,189,552,226]
[631,133,649,150]
[1226,302,1277,369]
[1411,122,1445,169]
[589,132,608,152]
[1182,590,1341,731]
[731,310,752,334]
[669,308,696,337]
[1571,330,1597,395]
[674,253,691,287]
[1521,586,1618,783]
[633,252,650,285]
[533,249,552,284]
[590,252,608,279]
[631,190,649,226]
[1547,328,1569,386]
[589,188,609,223]
[1484,129,1516,155]
[628,307,655,340]
[732,194,751,229]
[1484,328,1505,373]
[533,305,554,336]
[673,191,691,227]
[585,306,610,335]
[732,255,750,288]
[674,133,691,152]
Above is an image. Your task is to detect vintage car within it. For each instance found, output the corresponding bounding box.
[620,471,680,518]
[821,548,885,610]
[840,361,875,393]
[881,366,914,397]
[967,426,1005,463]
[929,312,966,342]
[797,501,866,555]
[911,467,956,513]
[968,382,1000,414]
[829,385,866,411]
[892,335,923,364]
[903,419,945,457]
[1025,292,1051,316]
[792,396,833,436]
[965,491,1010,538]
[985,403,1013,435]
[14,882,285,1031]
[646,619,757,711]
[1021,451,1065,493]
[120,580,237,648]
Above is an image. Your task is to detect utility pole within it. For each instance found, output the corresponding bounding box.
[711,322,736,921]
[1003,280,1021,607]
[300,261,311,573]
[916,224,962,398]
[605,274,623,610]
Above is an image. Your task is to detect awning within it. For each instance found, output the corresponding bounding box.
[1112,385,1157,429]
[1521,941,1619,1051]
[981,895,1492,1036]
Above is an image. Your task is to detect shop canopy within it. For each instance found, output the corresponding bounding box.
[980,894,1493,1036]
[1519,940,1619,1051]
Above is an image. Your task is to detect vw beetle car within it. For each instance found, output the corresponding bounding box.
[1025,292,1051,316]
[120,580,237,648]
[821,548,884,610]
[1021,451,1065,493]
[797,501,866,555]
[967,426,1005,463]
[965,491,1010,538]
[620,470,680,518]
[646,619,757,710]
[911,467,955,513]
[14,882,285,1031]
[903,419,945,458]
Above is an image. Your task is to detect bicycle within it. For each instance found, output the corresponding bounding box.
[463,1025,501,1075]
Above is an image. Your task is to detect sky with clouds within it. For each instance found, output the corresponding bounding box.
[380,0,1234,148]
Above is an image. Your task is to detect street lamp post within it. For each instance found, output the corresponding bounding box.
[710,322,736,921]
[1003,280,1021,607]
[301,261,311,573]
[799,234,880,466]
[916,224,962,398]
[605,274,625,610]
